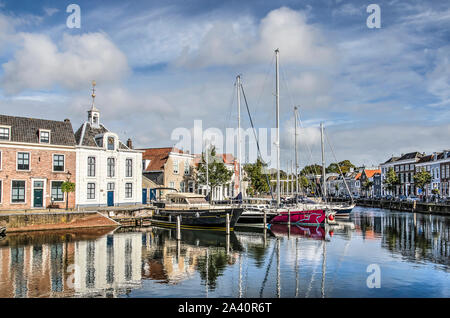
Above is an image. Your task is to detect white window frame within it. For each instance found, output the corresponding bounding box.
[125,182,133,198]
[52,154,65,173]
[39,129,51,144]
[87,156,96,177]
[87,182,96,200]
[50,180,65,202]
[173,159,179,174]
[17,152,31,171]
[0,125,11,141]
[107,157,116,178]
[184,159,190,175]
[125,158,133,178]
[11,179,26,204]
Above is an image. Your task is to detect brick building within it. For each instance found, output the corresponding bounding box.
[0,115,76,210]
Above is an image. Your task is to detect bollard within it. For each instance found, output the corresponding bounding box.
[226,213,230,235]
[288,209,291,227]
[263,210,267,229]
[176,215,181,240]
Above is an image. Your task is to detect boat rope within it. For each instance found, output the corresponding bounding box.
[259,240,277,298]
[240,83,275,200]
[324,129,354,204]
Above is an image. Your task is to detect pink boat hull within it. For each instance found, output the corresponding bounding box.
[270,209,326,225]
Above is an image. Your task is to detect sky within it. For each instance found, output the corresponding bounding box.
[0,0,449,170]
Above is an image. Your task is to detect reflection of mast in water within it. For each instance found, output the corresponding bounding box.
[205,248,209,298]
[321,240,327,298]
[295,238,299,297]
[277,239,281,298]
[259,240,276,298]
[239,254,243,298]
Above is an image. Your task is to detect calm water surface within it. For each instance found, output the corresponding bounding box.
[0,207,449,298]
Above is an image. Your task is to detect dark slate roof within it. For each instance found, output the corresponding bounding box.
[397,152,423,161]
[75,122,129,149]
[383,156,399,164]
[0,114,76,146]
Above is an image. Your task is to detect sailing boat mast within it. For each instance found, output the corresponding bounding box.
[321,122,327,202]
[275,49,280,207]
[294,107,299,201]
[236,75,243,197]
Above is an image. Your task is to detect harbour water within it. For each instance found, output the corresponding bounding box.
[0,206,448,298]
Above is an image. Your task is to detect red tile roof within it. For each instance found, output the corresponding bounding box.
[140,147,185,171]
[364,169,381,178]
[355,173,362,180]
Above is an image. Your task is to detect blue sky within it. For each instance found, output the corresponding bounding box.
[0,0,449,169]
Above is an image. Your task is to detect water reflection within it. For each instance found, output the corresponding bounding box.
[0,207,448,298]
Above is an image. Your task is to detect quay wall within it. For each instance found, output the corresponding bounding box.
[0,211,119,233]
[327,197,450,215]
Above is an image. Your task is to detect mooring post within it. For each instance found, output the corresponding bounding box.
[288,209,291,227]
[176,215,181,240]
[226,213,230,235]
[263,210,267,229]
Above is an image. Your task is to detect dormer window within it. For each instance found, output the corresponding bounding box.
[39,130,50,143]
[107,137,115,150]
[93,116,98,124]
[0,126,11,140]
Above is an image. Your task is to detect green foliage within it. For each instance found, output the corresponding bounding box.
[301,164,322,176]
[326,160,356,174]
[243,158,270,196]
[384,167,399,192]
[196,146,233,192]
[362,180,373,190]
[432,188,440,195]
[413,170,432,191]
[61,181,75,193]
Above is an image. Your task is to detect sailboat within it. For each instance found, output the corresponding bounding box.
[267,49,336,226]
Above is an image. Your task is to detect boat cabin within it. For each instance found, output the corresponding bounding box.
[166,193,209,205]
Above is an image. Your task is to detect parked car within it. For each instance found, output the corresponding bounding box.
[397,195,407,201]
[384,195,393,200]
[407,196,420,202]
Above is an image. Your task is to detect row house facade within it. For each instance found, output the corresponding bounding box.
[392,152,424,196]
[415,150,450,197]
[0,115,76,210]
[359,168,381,197]
[141,147,196,200]
[380,156,399,196]
[74,105,143,207]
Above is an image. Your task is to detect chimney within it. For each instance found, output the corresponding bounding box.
[127,138,133,149]
[64,119,71,123]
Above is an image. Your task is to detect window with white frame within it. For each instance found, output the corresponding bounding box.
[184,159,190,175]
[87,183,96,199]
[53,154,64,172]
[126,159,133,177]
[173,159,179,174]
[39,130,50,143]
[0,126,10,140]
[107,158,115,178]
[51,181,64,202]
[17,152,30,170]
[125,183,133,198]
[87,157,96,177]
[11,180,25,203]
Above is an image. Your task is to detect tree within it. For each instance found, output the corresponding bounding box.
[301,164,322,176]
[362,180,374,197]
[326,160,356,174]
[413,170,431,196]
[299,175,309,192]
[61,181,75,210]
[243,158,270,196]
[196,146,233,200]
[384,167,399,194]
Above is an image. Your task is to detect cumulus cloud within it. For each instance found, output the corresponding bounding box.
[426,46,450,107]
[1,32,130,94]
[174,7,336,68]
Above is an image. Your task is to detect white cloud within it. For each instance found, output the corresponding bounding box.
[174,7,336,68]
[426,46,450,107]
[1,32,130,94]
[44,8,59,17]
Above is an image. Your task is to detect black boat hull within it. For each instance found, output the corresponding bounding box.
[151,207,244,231]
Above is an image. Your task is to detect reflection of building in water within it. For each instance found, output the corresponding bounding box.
[141,229,238,286]
[353,212,449,267]
[73,233,142,297]
[0,242,76,298]
[0,232,143,298]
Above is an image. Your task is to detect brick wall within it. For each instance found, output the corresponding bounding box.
[0,146,76,210]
